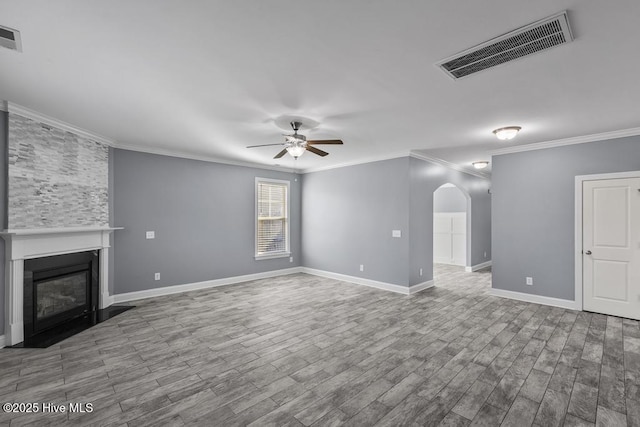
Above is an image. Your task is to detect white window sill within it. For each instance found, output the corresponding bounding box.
[255,252,291,261]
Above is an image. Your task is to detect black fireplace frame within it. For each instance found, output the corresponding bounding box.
[23,251,99,343]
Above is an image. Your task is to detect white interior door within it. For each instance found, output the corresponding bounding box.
[583,178,640,320]
[434,213,466,266]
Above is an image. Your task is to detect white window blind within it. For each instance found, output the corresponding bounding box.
[256,179,289,257]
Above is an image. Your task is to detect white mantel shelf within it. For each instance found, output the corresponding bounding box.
[2,226,123,346]
[0,226,123,236]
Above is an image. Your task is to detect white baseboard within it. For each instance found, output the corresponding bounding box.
[465,261,492,272]
[113,267,303,303]
[113,266,433,304]
[0,335,5,348]
[301,267,430,295]
[490,288,579,310]
[101,293,114,308]
[408,280,435,295]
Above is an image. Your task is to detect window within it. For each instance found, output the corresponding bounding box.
[255,178,290,259]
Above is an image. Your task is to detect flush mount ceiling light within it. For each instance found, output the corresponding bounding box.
[472,161,489,169]
[493,126,521,140]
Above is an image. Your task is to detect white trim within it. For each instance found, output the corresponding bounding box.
[255,178,291,258]
[301,267,413,295]
[490,288,579,310]
[574,170,640,314]
[410,152,490,179]
[113,267,434,305]
[0,335,5,348]
[408,280,435,294]
[112,143,298,174]
[113,267,303,303]
[254,252,291,261]
[7,102,116,147]
[301,151,410,174]
[465,260,492,272]
[492,127,640,156]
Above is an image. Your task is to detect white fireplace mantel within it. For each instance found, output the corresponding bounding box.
[1,226,122,346]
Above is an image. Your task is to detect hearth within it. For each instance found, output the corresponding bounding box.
[24,251,99,343]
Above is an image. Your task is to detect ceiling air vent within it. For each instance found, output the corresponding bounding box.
[0,25,22,52]
[436,11,573,79]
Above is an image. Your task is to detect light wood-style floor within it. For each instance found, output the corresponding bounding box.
[1,265,639,426]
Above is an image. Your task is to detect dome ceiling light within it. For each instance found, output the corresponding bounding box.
[493,126,521,140]
[472,161,489,169]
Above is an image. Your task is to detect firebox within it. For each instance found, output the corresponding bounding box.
[23,251,99,344]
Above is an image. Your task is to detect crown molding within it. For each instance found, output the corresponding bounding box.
[7,102,116,146]
[111,142,298,174]
[300,151,410,174]
[491,126,640,156]
[409,152,490,179]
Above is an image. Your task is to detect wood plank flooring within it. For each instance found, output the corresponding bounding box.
[1,265,639,426]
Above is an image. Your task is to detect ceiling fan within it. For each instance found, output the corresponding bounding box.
[247,121,343,159]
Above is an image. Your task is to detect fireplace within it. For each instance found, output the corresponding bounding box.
[23,251,99,343]
[1,227,122,347]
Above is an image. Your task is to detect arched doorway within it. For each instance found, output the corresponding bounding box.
[433,183,470,268]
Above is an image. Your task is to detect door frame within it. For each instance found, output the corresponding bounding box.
[574,170,640,312]
[433,183,471,269]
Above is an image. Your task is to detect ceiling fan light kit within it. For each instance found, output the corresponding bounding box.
[247,121,344,160]
[286,144,306,158]
[493,126,521,140]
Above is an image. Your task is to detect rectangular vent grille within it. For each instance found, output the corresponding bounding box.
[0,25,22,52]
[437,11,573,79]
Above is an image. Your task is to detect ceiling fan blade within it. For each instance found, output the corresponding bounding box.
[246,143,285,148]
[273,149,288,159]
[307,139,344,145]
[306,146,329,157]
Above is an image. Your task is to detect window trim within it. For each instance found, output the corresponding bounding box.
[255,177,291,260]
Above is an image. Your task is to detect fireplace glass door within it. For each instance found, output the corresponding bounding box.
[36,271,88,321]
[24,251,99,339]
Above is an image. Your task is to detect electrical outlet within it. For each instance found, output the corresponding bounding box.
[359,264,364,272]
[526,277,533,285]
[154,272,160,281]
[146,231,155,239]
[289,256,293,263]
[392,230,401,238]
[420,268,423,277]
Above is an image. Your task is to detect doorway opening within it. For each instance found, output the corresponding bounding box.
[433,183,470,269]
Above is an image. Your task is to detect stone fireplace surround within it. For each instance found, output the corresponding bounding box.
[1,227,119,346]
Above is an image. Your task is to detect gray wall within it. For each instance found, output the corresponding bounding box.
[302,157,411,286]
[112,149,301,294]
[434,186,467,213]
[492,135,640,301]
[409,157,492,285]
[108,147,115,295]
[301,156,491,288]
[0,111,7,334]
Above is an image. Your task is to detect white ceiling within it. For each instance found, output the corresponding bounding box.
[1,1,639,174]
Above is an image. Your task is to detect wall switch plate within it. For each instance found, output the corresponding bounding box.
[154,272,160,281]
[526,277,533,285]
[146,231,155,239]
[289,256,293,263]
[392,230,401,238]
[420,268,423,277]
[484,251,487,258]
[359,264,364,272]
